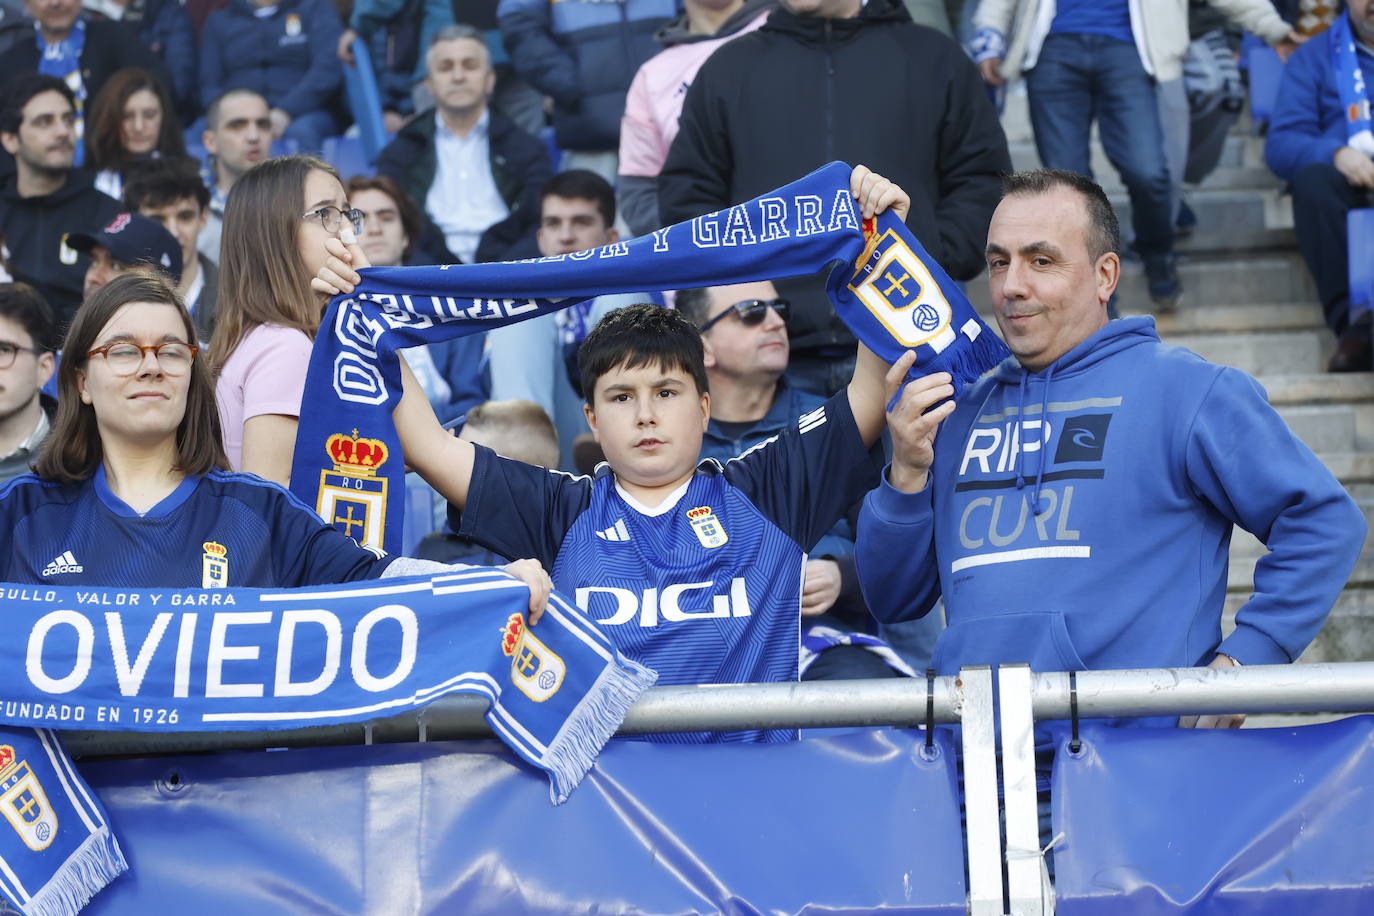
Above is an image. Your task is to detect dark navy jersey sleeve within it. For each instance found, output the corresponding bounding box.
[219,475,395,587]
[721,390,879,553]
[453,444,593,568]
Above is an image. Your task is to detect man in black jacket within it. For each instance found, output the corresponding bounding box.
[0,74,121,324]
[659,0,1010,395]
[0,0,163,151]
[377,24,551,264]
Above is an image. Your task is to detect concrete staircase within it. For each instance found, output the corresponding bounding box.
[986,89,1374,673]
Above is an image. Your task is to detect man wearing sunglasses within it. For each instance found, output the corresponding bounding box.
[678,279,927,680]
[0,283,57,486]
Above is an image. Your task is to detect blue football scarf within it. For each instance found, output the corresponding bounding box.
[291,160,1009,552]
[34,21,87,168]
[1333,14,1374,157]
[0,570,656,914]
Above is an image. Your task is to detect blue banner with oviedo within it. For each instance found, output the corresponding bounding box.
[0,571,654,800]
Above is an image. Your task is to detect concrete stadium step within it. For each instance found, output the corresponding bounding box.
[1118,252,1315,308]
[1142,302,1326,336]
[1006,145,1276,193]
[1111,187,1293,231]
[1274,403,1373,454]
[1160,329,1327,376]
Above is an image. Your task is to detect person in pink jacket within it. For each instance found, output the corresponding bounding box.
[617,0,773,237]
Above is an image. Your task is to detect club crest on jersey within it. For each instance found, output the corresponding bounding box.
[499,613,565,702]
[202,541,228,588]
[0,745,56,851]
[848,227,959,353]
[316,430,389,552]
[686,506,728,549]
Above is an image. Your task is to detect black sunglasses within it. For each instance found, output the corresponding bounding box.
[699,297,790,333]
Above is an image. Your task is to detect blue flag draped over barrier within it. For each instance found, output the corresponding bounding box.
[290,160,1010,552]
[0,570,656,914]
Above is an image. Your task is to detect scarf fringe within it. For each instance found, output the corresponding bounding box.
[930,326,1009,396]
[21,829,126,916]
[541,657,658,804]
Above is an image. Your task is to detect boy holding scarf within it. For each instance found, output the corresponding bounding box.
[313,167,958,744]
[1266,0,1374,372]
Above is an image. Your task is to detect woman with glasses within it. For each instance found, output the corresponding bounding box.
[0,273,552,605]
[209,155,366,485]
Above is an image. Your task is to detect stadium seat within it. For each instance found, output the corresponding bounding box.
[1350,209,1374,323]
[1246,42,1284,133]
[343,38,390,165]
[322,135,374,180]
[402,476,439,555]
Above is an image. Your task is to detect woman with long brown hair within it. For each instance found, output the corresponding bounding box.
[85,68,187,201]
[210,154,360,485]
[0,272,550,606]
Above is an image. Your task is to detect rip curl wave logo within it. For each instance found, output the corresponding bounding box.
[1054,414,1113,463]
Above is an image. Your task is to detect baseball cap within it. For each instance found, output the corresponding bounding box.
[68,212,183,285]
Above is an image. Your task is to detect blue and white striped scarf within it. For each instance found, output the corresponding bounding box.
[291,161,1010,552]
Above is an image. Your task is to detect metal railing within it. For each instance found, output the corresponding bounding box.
[58,661,1374,916]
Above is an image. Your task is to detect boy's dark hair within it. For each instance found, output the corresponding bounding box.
[0,283,58,353]
[578,304,708,404]
[123,155,211,212]
[0,74,76,136]
[1001,168,1121,262]
[541,170,616,228]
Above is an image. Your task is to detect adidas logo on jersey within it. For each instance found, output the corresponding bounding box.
[41,551,83,576]
[594,519,631,542]
[798,406,827,435]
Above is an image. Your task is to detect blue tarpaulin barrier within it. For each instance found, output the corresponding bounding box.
[77,729,965,914]
[1053,716,1374,914]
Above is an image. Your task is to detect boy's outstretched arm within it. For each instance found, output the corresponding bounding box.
[313,230,479,510]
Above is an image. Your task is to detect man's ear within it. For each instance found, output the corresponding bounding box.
[701,334,716,370]
[0,131,18,157]
[1096,251,1121,306]
[606,226,620,244]
[201,127,216,156]
[36,351,54,389]
[699,390,710,431]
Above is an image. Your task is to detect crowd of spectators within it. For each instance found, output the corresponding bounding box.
[0,0,1366,702]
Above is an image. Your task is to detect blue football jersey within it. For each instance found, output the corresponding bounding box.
[457,391,875,743]
[0,467,393,588]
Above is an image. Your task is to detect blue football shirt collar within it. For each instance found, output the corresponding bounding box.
[94,465,201,518]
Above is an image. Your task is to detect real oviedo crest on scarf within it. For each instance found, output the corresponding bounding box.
[316,430,390,551]
[851,217,984,356]
[500,613,567,703]
[0,744,56,852]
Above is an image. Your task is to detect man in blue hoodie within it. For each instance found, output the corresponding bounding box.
[856,168,1365,731]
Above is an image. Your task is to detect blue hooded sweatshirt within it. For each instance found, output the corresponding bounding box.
[856,317,1364,686]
